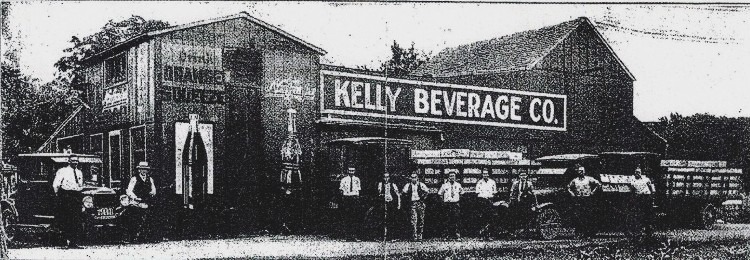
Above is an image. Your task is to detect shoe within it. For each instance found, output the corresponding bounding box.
[67,243,83,249]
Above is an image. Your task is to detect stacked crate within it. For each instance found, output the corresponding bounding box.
[411,149,538,193]
[661,160,743,197]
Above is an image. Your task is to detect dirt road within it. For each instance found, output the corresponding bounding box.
[8,224,750,259]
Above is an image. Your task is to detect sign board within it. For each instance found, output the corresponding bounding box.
[320,70,567,131]
[103,85,127,112]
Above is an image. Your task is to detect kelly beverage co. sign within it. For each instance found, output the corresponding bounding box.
[320,70,567,131]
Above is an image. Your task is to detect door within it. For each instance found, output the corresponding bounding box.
[108,130,122,190]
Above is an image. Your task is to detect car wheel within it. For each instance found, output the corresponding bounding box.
[535,208,562,240]
[2,209,17,242]
[699,204,717,230]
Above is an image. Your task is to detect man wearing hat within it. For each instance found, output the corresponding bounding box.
[125,161,157,242]
[52,154,84,248]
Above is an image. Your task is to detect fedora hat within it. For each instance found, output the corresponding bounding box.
[136,161,151,169]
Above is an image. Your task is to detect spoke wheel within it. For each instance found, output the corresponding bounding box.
[363,206,384,241]
[2,209,17,242]
[535,208,562,240]
[699,204,717,230]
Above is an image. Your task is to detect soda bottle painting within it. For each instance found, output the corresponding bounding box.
[182,114,208,209]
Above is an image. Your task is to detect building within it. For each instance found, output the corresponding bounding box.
[50,13,665,231]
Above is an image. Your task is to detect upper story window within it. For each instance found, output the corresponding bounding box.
[105,53,127,85]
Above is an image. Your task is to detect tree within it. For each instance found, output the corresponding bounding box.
[1,64,76,161]
[54,15,171,77]
[379,41,430,77]
[652,113,750,191]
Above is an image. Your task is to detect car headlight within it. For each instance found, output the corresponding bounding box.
[119,194,130,206]
[82,196,94,209]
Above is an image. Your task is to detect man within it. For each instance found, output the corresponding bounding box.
[52,154,84,248]
[475,169,496,237]
[377,173,401,240]
[567,165,601,238]
[508,171,536,232]
[402,172,429,241]
[438,172,463,238]
[630,166,655,235]
[125,161,157,242]
[338,167,361,241]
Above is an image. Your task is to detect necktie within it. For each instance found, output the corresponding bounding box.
[349,177,353,192]
[75,170,82,187]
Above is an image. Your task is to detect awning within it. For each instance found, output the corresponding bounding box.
[19,153,102,164]
[536,154,597,162]
[537,168,567,175]
[325,137,413,146]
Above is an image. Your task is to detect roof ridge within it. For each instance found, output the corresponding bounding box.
[82,12,326,63]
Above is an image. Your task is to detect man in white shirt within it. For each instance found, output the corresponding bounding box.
[338,167,361,241]
[438,172,463,238]
[475,169,496,236]
[402,172,429,241]
[377,173,401,239]
[52,154,84,248]
[630,166,655,234]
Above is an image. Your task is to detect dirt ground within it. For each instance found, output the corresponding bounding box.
[7,224,750,259]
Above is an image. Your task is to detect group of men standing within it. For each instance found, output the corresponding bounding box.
[52,154,157,248]
[338,163,655,241]
[338,167,538,241]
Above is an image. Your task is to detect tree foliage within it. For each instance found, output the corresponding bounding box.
[379,41,430,77]
[54,15,171,76]
[651,113,750,190]
[2,63,75,161]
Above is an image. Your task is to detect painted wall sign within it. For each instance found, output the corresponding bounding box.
[162,43,224,87]
[175,122,215,195]
[320,70,567,131]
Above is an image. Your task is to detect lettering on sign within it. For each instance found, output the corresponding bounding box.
[320,70,567,131]
[103,86,127,112]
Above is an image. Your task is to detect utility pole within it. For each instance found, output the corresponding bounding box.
[1,61,9,259]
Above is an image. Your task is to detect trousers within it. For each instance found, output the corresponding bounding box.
[408,201,425,239]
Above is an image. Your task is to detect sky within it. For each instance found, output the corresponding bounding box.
[3,2,749,121]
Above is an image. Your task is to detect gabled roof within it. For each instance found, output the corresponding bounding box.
[412,17,634,80]
[84,12,326,63]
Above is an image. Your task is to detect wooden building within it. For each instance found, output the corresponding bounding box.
[49,14,666,231]
[54,12,324,214]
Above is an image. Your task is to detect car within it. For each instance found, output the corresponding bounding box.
[12,153,127,243]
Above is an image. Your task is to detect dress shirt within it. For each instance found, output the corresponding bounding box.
[378,182,399,202]
[339,175,361,196]
[53,166,83,193]
[631,176,654,195]
[438,181,463,202]
[403,182,428,201]
[475,178,497,199]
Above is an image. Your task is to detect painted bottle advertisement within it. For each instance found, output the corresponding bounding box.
[182,114,208,209]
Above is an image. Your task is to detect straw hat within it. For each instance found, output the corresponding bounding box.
[136,161,151,169]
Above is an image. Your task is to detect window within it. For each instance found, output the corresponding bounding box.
[130,126,147,177]
[105,53,127,84]
[89,134,103,155]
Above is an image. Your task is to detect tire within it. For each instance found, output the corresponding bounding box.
[699,204,717,230]
[2,209,17,242]
[535,208,562,240]
[362,206,383,241]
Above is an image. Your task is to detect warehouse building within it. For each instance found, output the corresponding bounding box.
[49,13,665,230]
